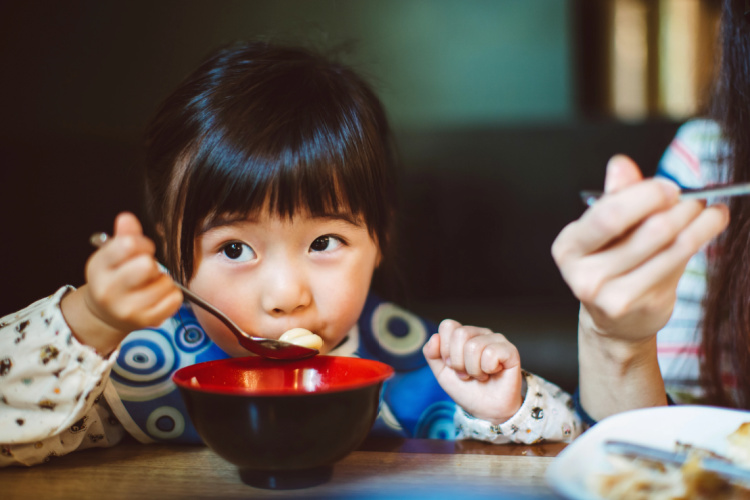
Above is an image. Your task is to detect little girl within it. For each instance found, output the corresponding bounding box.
[0,41,579,466]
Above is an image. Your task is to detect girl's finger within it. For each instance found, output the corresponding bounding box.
[89,213,154,270]
[132,284,184,328]
[437,319,461,364]
[446,326,471,376]
[113,212,144,238]
[106,273,181,326]
[462,333,514,380]
[448,326,494,377]
[422,333,441,361]
[480,338,521,375]
[109,254,163,290]
[90,234,156,271]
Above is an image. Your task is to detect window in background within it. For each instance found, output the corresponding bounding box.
[575,0,720,121]
[611,0,650,119]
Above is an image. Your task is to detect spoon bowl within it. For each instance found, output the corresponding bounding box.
[90,232,318,360]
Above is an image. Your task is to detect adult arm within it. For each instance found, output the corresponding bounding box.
[552,155,728,422]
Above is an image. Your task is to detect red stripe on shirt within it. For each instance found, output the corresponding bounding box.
[670,138,701,178]
[657,343,700,356]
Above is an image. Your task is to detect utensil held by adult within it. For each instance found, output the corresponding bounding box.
[581,182,750,207]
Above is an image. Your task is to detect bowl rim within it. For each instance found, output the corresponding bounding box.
[172,355,395,396]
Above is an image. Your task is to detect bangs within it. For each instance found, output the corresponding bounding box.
[144,41,396,284]
[186,126,366,231]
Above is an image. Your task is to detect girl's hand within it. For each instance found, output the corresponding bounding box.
[423,319,523,424]
[552,155,729,348]
[61,212,183,355]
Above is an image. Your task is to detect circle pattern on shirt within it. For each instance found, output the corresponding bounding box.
[146,406,185,440]
[377,401,404,433]
[175,320,211,354]
[414,401,455,440]
[113,330,177,384]
[370,303,427,356]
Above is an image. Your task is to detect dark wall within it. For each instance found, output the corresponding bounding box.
[0,1,682,320]
[394,121,681,305]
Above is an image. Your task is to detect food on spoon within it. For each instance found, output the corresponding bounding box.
[280,328,323,350]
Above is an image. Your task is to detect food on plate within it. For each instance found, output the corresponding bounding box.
[279,328,323,350]
[592,422,750,500]
[728,422,750,468]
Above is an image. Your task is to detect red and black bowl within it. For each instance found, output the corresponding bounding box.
[172,355,394,489]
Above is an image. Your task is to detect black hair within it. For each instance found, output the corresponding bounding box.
[702,0,750,408]
[143,41,397,284]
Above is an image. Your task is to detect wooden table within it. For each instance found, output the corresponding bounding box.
[1,437,566,499]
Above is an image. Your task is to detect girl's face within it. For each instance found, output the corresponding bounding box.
[187,207,381,356]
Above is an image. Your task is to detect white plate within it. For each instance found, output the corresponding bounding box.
[545,405,750,500]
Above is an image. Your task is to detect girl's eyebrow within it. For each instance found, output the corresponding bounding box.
[200,211,363,234]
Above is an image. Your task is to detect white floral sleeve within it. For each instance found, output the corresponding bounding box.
[455,371,581,444]
[0,287,125,466]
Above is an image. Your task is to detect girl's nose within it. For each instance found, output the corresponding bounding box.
[260,264,312,316]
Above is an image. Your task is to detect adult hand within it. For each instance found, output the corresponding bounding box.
[423,319,523,424]
[552,155,729,346]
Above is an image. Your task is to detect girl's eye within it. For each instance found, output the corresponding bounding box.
[221,242,256,262]
[310,235,344,253]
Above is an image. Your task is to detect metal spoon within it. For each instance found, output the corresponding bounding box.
[604,440,750,484]
[580,182,750,207]
[89,232,318,360]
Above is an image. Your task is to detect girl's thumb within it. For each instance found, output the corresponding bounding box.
[113,212,143,238]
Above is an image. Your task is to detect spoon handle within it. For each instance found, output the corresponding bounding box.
[580,182,750,207]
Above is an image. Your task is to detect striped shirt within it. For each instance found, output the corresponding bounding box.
[655,119,728,403]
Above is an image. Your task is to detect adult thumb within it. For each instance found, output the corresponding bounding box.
[604,155,644,194]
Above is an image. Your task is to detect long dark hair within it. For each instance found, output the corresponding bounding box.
[142,41,397,285]
[702,0,750,407]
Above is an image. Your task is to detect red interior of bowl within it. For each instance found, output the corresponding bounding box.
[172,355,394,396]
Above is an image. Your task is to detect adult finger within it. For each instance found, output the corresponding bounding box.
[604,155,644,194]
[592,203,728,320]
[554,177,680,262]
[569,200,704,301]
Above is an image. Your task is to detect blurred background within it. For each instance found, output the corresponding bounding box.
[0,0,721,392]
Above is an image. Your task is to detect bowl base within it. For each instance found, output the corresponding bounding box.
[239,465,333,489]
